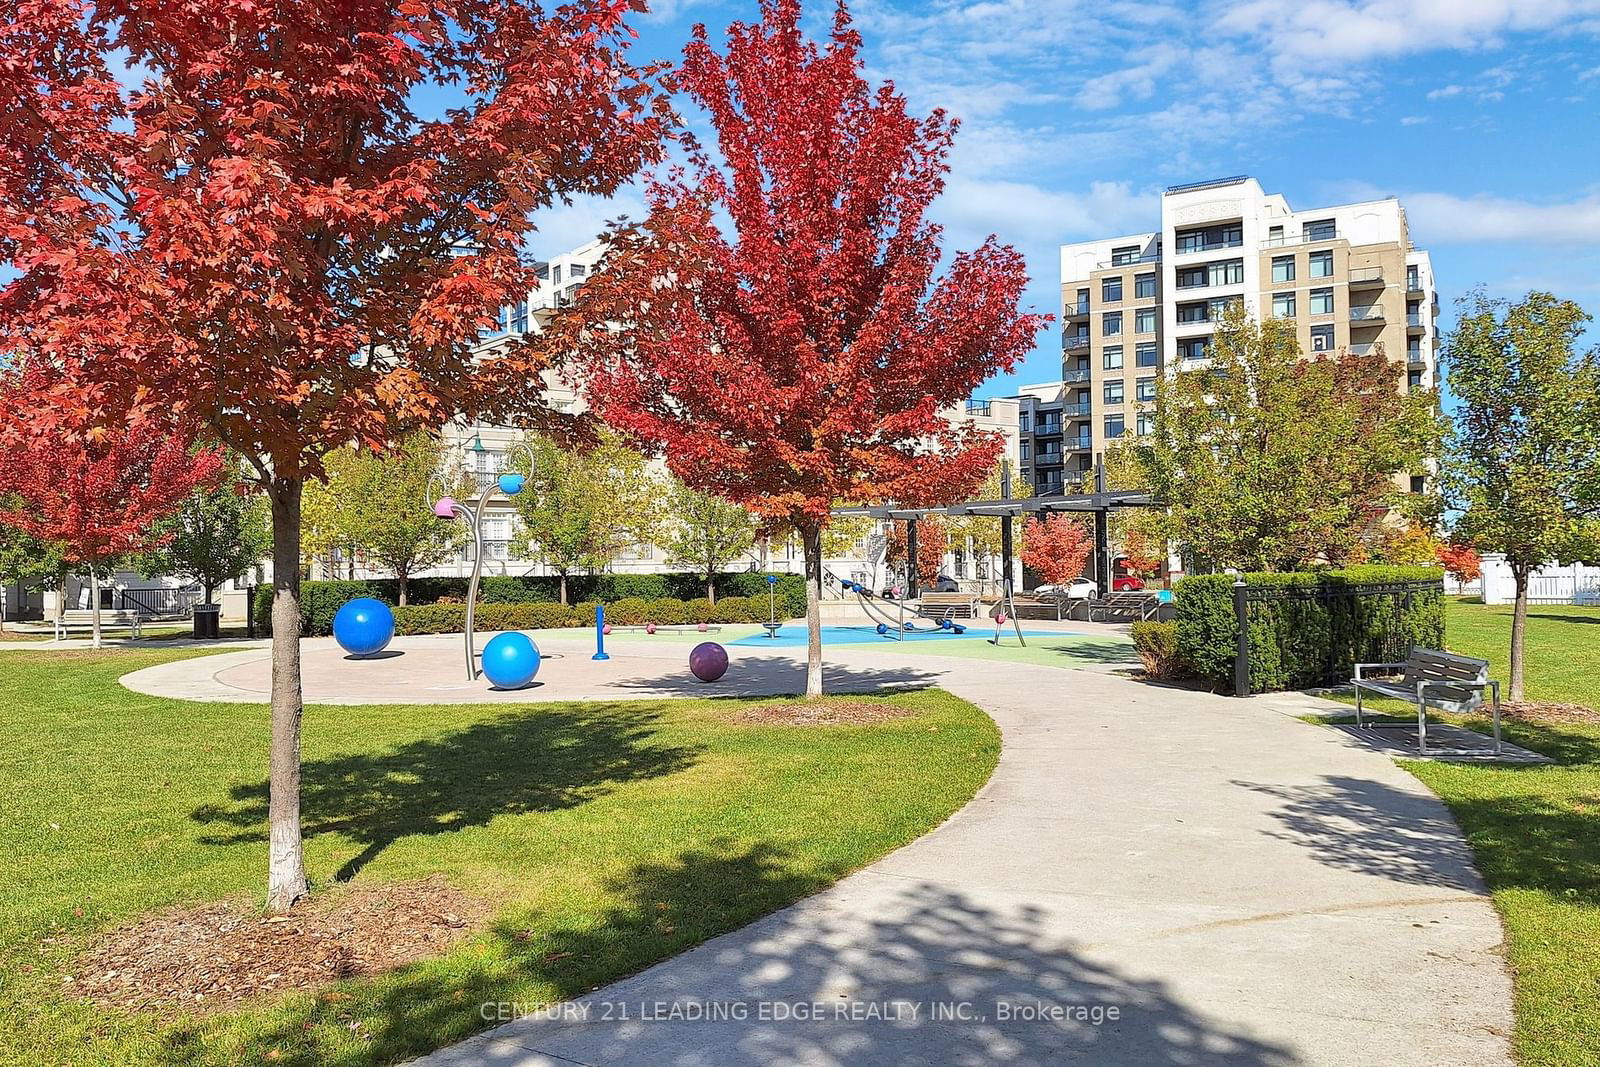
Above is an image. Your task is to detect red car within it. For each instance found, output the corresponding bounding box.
[1112,575,1145,592]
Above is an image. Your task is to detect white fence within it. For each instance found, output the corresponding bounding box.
[1480,555,1600,606]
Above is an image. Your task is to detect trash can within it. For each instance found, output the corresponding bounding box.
[192,603,221,639]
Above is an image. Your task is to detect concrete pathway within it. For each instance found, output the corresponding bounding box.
[393,646,1513,1067]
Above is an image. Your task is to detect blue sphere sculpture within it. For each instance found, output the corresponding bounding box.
[876,622,889,635]
[498,472,525,495]
[940,618,953,629]
[766,574,779,584]
[482,631,541,689]
[953,624,966,634]
[333,598,394,657]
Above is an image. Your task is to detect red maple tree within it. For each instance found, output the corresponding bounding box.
[567,0,1046,695]
[1022,515,1093,588]
[0,366,223,646]
[1119,525,1164,580]
[886,518,949,587]
[1,0,666,909]
[1437,540,1482,584]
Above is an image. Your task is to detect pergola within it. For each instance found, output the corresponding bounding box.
[833,459,1156,599]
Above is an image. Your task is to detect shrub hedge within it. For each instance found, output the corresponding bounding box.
[253,572,808,636]
[387,595,772,636]
[1129,621,1183,680]
[1173,566,1444,693]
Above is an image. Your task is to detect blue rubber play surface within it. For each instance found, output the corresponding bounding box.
[729,625,1065,647]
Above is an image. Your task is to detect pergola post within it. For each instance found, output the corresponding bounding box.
[906,517,920,598]
[1093,456,1111,595]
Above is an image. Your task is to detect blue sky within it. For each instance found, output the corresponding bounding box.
[534,0,1600,398]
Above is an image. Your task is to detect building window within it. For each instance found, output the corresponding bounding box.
[1135,273,1157,299]
[1271,255,1295,283]
[1104,414,1125,439]
[1102,276,1123,303]
[1136,377,1157,403]
[1134,307,1156,334]
[1104,379,1124,404]
[1020,440,1030,460]
[1019,411,1030,432]
[1272,291,1296,318]
[1175,259,1244,289]
[1175,223,1243,253]
[1310,324,1335,352]
[551,264,563,283]
[1267,224,1284,245]
[1136,341,1158,368]
[1309,287,1334,315]
[1407,370,1423,391]
[1406,266,1419,290]
[1304,218,1337,242]
[1075,287,1089,313]
[1408,300,1422,325]
[1177,337,1209,361]
[1103,311,1122,336]
[1309,250,1333,278]
[1103,345,1124,370]
[1176,301,1210,324]
[1137,411,1156,436]
[1408,340,1422,361]
[1409,475,1426,494]
[1111,245,1141,265]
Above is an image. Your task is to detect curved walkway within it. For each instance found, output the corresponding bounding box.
[391,644,1513,1067]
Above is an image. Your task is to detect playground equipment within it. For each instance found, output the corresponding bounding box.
[760,574,782,638]
[593,603,610,661]
[689,641,728,682]
[427,443,534,681]
[333,597,395,657]
[481,631,541,689]
[828,568,969,640]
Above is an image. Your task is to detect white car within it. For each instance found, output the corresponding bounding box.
[1034,578,1098,600]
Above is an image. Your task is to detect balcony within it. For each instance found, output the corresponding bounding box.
[965,399,992,416]
[1349,306,1386,327]
[1262,228,1340,248]
[1095,252,1161,270]
[1349,342,1378,356]
[1061,402,1092,417]
[1066,436,1093,452]
[1407,348,1425,367]
[1063,367,1092,384]
[1405,273,1423,296]
[1348,266,1385,289]
[1064,299,1090,320]
[1407,314,1425,335]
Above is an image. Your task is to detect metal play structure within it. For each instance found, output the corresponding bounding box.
[426,442,535,681]
[833,457,1157,646]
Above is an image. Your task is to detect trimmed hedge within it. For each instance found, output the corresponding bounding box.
[1174,566,1444,693]
[1130,620,1183,680]
[253,572,807,635]
[388,595,772,636]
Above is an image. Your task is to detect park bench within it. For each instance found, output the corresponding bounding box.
[1009,593,1069,620]
[914,592,980,619]
[54,608,143,640]
[1351,648,1501,756]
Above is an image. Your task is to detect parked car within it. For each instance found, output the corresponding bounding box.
[929,573,960,593]
[1035,578,1098,600]
[1113,575,1146,592]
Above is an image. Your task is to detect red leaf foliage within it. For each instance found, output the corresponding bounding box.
[1436,541,1482,583]
[0,363,223,564]
[885,518,947,585]
[0,0,669,476]
[563,0,1047,537]
[1021,514,1092,587]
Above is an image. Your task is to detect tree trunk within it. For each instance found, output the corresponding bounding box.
[267,475,309,913]
[1510,564,1529,702]
[558,572,568,606]
[707,574,716,604]
[90,566,102,649]
[802,523,823,699]
[398,569,408,607]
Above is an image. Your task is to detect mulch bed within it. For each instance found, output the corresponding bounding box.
[1502,701,1600,727]
[736,700,915,726]
[74,876,492,1014]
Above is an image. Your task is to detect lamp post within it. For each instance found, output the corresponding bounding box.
[427,440,533,680]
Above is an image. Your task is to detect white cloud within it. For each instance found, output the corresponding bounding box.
[1427,84,1465,99]
[1076,45,1187,110]
[1400,114,1430,125]
[1404,190,1600,244]
[937,178,1153,244]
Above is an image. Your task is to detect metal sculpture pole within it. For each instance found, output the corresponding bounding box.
[427,441,534,681]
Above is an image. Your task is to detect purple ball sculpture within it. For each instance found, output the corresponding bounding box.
[689,641,728,682]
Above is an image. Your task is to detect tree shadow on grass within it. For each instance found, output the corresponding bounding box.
[605,655,944,699]
[164,842,1297,1066]
[1526,612,1600,625]
[1233,775,1488,892]
[1437,790,1600,907]
[191,702,701,882]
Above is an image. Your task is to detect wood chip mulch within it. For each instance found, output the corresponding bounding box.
[1502,701,1600,726]
[73,876,492,1015]
[735,700,915,726]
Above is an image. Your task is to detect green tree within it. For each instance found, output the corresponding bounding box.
[510,432,657,604]
[0,505,65,633]
[1113,306,1440,572]
[301,455,361,580]
[139,457,271,604]
[1444,290,1600,700]
[662,481,755,602]
[945,463,1031,587]
[342,432,466,605]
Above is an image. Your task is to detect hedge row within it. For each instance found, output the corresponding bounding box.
[253,573,807,636]
[1173,566,1444,693]
[391,595,775,636]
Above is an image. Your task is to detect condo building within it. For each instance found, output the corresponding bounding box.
[1051,176,1440,483]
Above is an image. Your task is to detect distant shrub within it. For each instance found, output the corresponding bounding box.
[1130,621,1183,680]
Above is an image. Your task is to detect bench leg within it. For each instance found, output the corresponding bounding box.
[1354,685,1364,729]
[1416,697,1427,756]
[1490,681,1502,755]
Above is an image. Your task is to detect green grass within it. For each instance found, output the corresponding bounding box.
[1326,598,1600,1066]
[0,648,999,1067]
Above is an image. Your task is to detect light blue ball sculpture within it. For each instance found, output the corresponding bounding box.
[482,631,541,689]
[498,472,525,495]
[333,597,394,657]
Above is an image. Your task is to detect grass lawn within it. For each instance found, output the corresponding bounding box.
[0,648,999,1067]
[1328,597,1600,1067]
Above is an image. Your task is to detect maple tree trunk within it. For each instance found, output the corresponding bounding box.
[267,474,309,912]
[1510,564,1529,703]
[558,572,569,606]
[90,566,102,649]
[802,523,824,699]
[707,573,716,604]
[397,569,408,607]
